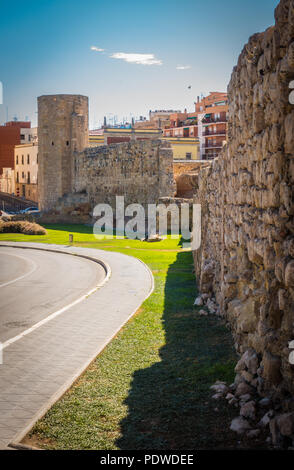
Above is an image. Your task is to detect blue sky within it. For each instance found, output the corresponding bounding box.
[0,0,279,128]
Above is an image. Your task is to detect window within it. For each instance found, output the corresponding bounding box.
[27,172,30,184]
[37,153,38,164]
[22,171,24,179]
[186,152,192,160]
[20,134,25,140]
[27,154,30,164]
[22,155,24,165]
[16,172,19,183]
[16,155,18,165]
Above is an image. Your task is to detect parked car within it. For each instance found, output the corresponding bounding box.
[20,207,40,214]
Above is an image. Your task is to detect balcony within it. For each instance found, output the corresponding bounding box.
[203,129,226,136]
[201,117,227,124]
[202,142,224,149]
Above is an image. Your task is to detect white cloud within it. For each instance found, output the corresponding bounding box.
[91,46,104,52]
[110,52,162,66]
[176,65,191,70]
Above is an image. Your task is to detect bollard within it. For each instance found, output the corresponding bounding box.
[69,234,73,244]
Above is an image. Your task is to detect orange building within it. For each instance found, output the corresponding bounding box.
[163,92,228,160]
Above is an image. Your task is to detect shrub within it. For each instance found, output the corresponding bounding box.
[0,220,47,235]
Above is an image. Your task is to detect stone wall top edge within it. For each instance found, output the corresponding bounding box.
[38,94,89,101]
[83,139,164,155]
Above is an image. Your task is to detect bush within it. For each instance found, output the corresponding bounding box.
[0,220,47,235]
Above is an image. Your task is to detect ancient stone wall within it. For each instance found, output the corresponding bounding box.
[38,95,175,220]
[74,140,175,211]
[193,0,294,410]
[38,94,89,212]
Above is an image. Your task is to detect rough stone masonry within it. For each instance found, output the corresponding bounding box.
[193,0,294,445]
[38,94,175,222]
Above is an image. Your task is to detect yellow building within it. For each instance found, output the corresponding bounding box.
[88,128,162,146]
[162,137,200,161]
[88,134,104,147]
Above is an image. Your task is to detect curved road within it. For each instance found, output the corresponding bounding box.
[0,247,105,343]
[0,242,153,450]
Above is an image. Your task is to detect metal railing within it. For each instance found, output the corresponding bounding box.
[202,143,224,148]
[201,117,227,124]
[0,192,38,212]
[203,129,226,136]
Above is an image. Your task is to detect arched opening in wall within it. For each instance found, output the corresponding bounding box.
[52,142,54,146]
[66,141,69,146]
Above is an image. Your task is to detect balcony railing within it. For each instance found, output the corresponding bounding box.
[202,142,224,148]
[201,117,227,124]
[203,129,226,136]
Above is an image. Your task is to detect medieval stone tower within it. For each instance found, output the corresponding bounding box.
[38,94,88,211]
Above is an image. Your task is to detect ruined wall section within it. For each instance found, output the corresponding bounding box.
[193,0,294,399]
[74,140,175,210]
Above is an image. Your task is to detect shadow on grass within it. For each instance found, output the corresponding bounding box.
[116,251,237,450]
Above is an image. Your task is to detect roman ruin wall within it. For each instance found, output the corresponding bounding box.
[74,140,175,211]
[38,94,175,222]
[193,0,294,417]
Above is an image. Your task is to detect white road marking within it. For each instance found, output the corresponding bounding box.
[1,254,111,350]
[0,252,38,288]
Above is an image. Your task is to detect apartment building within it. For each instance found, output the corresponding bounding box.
[14,140,38,202]
[0,121,37,175]
[0,167,15,194]
[162,137,199,161]
[163,92,228,160]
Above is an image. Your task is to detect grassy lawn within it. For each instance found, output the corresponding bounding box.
[0,224,239,449]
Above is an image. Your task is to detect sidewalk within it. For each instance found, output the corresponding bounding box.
[0,242,153,449]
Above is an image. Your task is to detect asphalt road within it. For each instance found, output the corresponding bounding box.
[0,246,106,343]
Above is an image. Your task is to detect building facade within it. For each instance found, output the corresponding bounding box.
[163,92,228,160]
[0,167,15,194]
[89,127,163,145]
[14,141,38,202]
[162,137,199,161]
[0,121,37,176]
